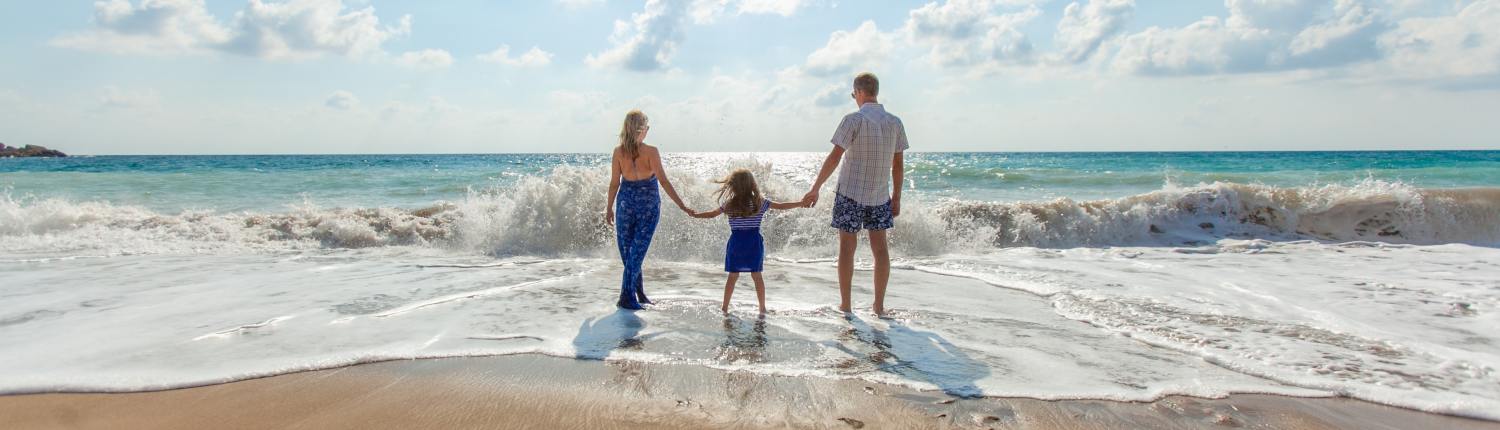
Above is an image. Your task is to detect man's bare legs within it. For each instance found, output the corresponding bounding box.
[721,272,739,314]
[749,272,767,316]
[869,229,891,316]
[837,231,857,313]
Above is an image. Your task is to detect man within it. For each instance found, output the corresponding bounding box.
[802,72,908,316]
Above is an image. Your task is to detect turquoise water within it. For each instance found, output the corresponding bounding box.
[3,151,1497,212]
[5,152,1500,419]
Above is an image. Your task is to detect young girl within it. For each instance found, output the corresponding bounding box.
[690,169,806,315]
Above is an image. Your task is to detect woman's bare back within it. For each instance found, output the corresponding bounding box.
[615,145,658,181]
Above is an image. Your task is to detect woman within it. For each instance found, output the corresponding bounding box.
[605,110,691,310]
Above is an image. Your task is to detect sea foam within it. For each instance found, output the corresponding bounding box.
[4,165,1500,421]
[4,167,1497,258]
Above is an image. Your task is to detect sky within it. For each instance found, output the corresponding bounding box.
[0,0,1497,154]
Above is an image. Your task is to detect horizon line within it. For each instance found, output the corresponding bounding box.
[12,148,1500,157]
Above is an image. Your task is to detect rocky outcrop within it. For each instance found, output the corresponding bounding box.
[0,143,68,157]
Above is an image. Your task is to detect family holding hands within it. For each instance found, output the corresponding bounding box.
[606,73,909,317]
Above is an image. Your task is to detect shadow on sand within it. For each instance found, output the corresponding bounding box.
[571,309,656,360]
[828,315,991,398]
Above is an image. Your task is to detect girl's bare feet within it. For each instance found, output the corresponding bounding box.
[721,303,729,314]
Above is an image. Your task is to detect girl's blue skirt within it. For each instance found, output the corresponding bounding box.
[725,230,764,273]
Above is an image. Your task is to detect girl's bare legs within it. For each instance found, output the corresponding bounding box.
[722,272,739,314]
[750,272,767,316]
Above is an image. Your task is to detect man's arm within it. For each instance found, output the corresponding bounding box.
[891,151,903,217]
[769,200,806,210]
[802,146,845,208]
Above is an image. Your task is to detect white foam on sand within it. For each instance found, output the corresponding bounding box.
[4,168,1500,420]
[2,239,1497,420]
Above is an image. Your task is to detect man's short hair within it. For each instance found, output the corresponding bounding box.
[853,72,879,97]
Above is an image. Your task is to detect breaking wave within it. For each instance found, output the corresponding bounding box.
[3,166,1498,257]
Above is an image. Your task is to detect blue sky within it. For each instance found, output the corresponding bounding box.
[1,0,1497,154]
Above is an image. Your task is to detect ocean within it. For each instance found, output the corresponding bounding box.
[2,151,1499,420]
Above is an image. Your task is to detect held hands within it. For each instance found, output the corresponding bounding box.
[605,208,614,226]
[891,198,901,218]
[677,202,702,218]
[801,190,820,208]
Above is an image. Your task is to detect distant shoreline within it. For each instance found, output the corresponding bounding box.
[0,144,66,158]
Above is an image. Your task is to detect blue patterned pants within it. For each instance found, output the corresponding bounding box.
[614,176,659,309]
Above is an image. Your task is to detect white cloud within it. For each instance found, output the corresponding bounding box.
[54,0,412,61]
[689,0,733,23]
[1225,0,1323,30]
[736,0,809,16]
[907,1,1040,67]
[905,0,1004,40]
[1377,0,1500,84]
[804,21,895,76]
[477,45,554,68]
[1112,0,1386,75]
[395,49,454,69]
[812,83,850,107]
[51,0,231,54]
[1285,0,1386,66]
[1053,0,1134,64]
[324,90,358,110]
[1112,16,1275,75]
[221,0,412,60]
[586,0,690,71]
[586,0,807,71]
[691,0,811,23]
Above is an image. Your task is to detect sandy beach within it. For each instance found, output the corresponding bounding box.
[3,354,1496,430]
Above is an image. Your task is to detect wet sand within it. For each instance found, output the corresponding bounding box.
[3,354,1497,430]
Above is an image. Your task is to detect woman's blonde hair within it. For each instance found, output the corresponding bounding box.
[714,168,763,218]
[618,110,648,160]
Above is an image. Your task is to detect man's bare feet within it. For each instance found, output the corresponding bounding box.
[721,304,729,314]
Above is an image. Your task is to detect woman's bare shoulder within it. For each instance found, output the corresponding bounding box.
[637,144,661,161]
